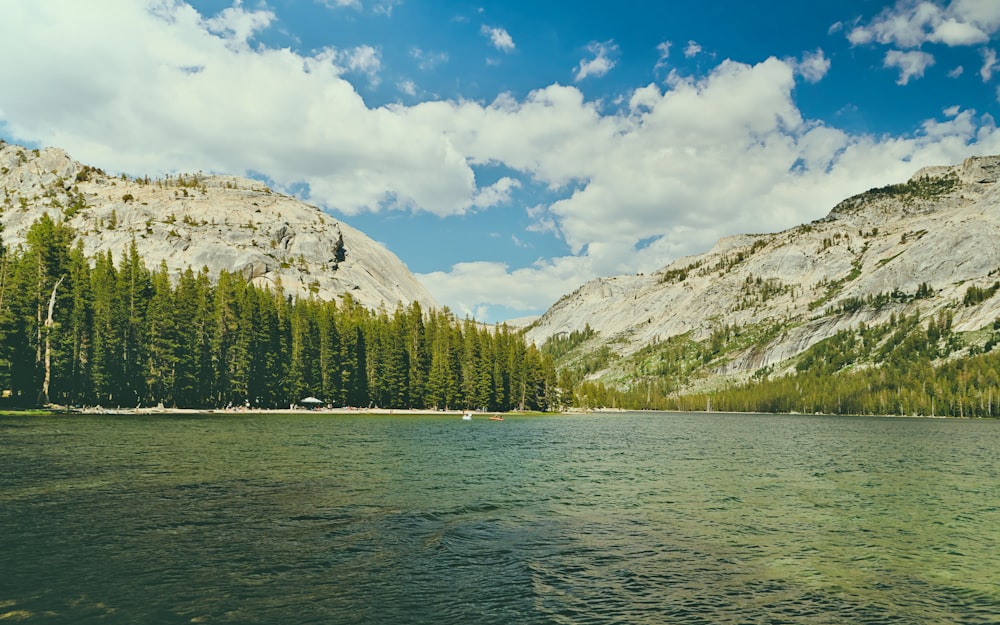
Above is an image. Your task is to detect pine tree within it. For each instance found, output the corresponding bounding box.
[63,242,93,404]
[117,239,151,406]
[90,251,121,404]
[145,261,178,406]
[403,302,429,408]
[318,300,342,406]
[172,267,203,407]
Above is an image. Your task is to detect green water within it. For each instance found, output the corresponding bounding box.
[1,412,998,624]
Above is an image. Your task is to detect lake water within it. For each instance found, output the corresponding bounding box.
[1,411,998,624]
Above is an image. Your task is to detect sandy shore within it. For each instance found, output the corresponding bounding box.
[68,405,511,416]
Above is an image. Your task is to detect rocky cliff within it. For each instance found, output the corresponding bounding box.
[526,155,1000,389]
[0,143,436,311]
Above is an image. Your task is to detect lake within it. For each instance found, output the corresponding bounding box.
[1,411,998,624]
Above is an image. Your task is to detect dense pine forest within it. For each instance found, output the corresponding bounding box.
[0,215,557,411]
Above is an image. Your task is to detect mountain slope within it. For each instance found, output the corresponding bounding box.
[527,155,1000,390]
[0,142,436,311]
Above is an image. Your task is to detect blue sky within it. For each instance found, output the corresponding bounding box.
[3,1,1000,323]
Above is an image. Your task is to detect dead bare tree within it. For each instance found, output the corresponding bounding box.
[40,276,65,405]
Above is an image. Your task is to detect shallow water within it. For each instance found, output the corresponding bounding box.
[1,412,998,624]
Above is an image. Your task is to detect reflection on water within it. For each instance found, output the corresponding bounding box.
[1,412,998,624]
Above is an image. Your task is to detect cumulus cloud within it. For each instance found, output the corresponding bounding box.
[334,44,382,85]
[848,0,999,48]
[0,2,474,216]
[884,49,936,84]
[481,25,515,53]
[204,1,275,47]
[574,40,618,81]
[684,40,703,58]
[795,48,831,83]
[416,58,1000,315]
[470,177,521,209]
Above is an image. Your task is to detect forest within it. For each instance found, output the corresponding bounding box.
[0,215,557,411]
[5,213,1000,418]
[565,310,1000,418]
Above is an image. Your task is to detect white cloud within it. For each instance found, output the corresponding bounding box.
[470,176,521,209]
[949,65,966,77]
[930,18,989,45]
[981,48,999,81]
[0,2,473,216]
[418,257,601,320]
[655,41,671,71]
[398,79,417,96]
[884,49,936,84]
[338,44,382,85]
[204,1,275,48]
[416,57,1000,314]
[684,40,702,58]
[849,0,1000,48]
[951,0,1000,32]
[481,25,515,53]
[574,40,618,81]
[526,204,557,236]
[795,48,831,83]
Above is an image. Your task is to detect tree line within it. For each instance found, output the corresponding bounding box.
[571,310,1000,418]
[0,215,557,411]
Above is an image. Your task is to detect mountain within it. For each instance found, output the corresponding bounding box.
[0,142,436,311]
[527,155,1000,392]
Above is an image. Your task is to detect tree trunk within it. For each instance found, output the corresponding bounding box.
[41,276,65,405]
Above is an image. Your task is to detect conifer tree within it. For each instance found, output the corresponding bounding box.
[64,241,93,404]
[318,300,342,406]
[145,261,178,406]
[117,239,151,406]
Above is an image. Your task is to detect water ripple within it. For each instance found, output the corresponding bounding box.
[1,412,998,624]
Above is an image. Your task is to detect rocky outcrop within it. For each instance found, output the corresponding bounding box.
[0,143,436,311]
[526,155,1000,388]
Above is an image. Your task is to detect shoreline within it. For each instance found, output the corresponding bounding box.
[2,406,988,419]
[33,406,525,417]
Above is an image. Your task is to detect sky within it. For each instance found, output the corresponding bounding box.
[3,1,1000,323]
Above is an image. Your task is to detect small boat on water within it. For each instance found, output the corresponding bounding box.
[462,411,473,421]
[489,415,503,421]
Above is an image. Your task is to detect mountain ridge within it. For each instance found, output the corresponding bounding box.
[0,142,436,312]
[527,154,1000,393]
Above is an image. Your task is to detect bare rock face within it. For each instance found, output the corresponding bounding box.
[526,155,1000,388]
[0,143,436,311]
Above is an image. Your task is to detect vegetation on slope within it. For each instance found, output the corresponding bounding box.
[545,302,1000,417]
[832,172,959,214]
